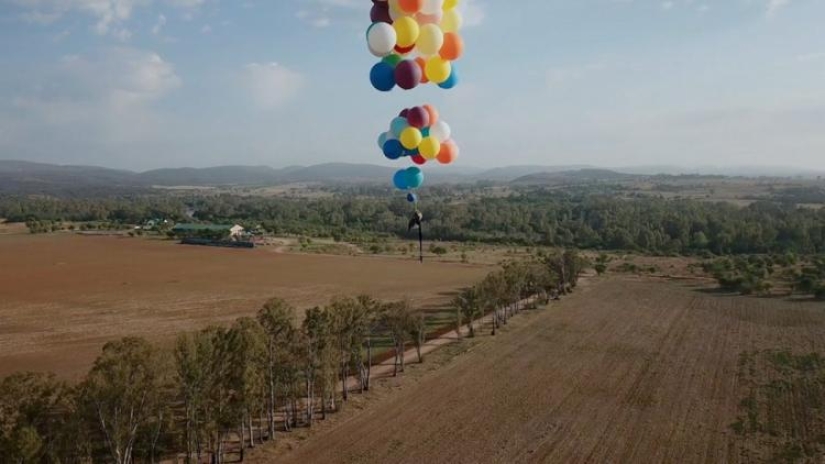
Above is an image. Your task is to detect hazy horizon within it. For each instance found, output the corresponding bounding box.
[1,1,824,171]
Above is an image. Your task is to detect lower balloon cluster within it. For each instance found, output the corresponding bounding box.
[378,104,459,201]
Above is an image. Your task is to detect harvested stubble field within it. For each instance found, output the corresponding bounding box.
[0,234,490,379]
[256,277,825,464]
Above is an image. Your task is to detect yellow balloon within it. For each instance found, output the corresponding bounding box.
[400,127,423,150]
[441,8,463,33]
[425,56,451,84]
[416,24,444,56]
[443,0,459,10]
[419,136,441,159]
[394,16,420,48]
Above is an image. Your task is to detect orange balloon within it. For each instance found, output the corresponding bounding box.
[415,57,429,83]
[423,104,439,125]
[398,0,423,14]
[437,140,458,164]
[440,32,464,60]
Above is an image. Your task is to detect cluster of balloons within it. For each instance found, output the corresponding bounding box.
[367,0,464,91]
[378,104,459,200]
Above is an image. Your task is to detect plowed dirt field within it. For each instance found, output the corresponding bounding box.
[261,277,825,464]
[0,234,490,378]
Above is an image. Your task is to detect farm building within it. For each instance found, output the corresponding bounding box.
[171,223,245,239]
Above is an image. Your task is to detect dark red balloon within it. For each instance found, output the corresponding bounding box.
[394,60,421,90]
[370,3,392,24]
[399,108,410,118]
[411,154,427,165]
[394,44,415,55]
[406,106,430,128]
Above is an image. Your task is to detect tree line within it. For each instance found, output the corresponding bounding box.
[0,252,586,464]
[2,187,824,255]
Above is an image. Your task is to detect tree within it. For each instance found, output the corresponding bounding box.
[355,294,380,392]
[79,337,168,464]
[175,331,215,464]
[227,317,267,451]
[408,311,428,363]
[381,300,414,376]
[452,287,482,338]
[0,372,78,464]
[302,307,331,425]
[479,272,507,334]
[257,298,297,437]
[327,296,358,402]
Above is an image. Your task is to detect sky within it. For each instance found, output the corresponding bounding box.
[0,0,824,171]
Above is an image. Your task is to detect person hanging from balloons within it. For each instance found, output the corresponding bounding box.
[366,0,465,262]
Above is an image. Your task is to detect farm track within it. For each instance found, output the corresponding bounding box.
[258,277,825,464]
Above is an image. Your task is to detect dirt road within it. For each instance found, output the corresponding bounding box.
[260,277,825,464]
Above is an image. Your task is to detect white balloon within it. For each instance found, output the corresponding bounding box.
[367,22,397,57]
[421,0,444,15]
[430,120,451,142]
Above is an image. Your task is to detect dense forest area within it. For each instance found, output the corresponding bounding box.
[2,186,824,254]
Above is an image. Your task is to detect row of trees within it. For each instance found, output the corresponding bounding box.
[4,187,825,254]
[0,251,587,464]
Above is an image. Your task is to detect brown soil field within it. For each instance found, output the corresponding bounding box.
[255,277,825,464]
[0,234,490,379]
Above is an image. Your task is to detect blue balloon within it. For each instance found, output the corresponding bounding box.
[407,193,418,203]
[393,169,409,190]
[404,148,419,157]
[383,139,404,160]
[406,166,424,189]
[421,127,430,137]
[370,62,396,92]
[390,117,409,137]
[438,66,458,89]
[377,132,389,150]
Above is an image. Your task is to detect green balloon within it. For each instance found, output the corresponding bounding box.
[382,54,402,67]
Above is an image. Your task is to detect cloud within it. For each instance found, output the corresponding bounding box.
[766,0,791,17]
[7,0,206,38]
[797,52,825,62]
[151,13,166,35]
[547,62,608,89]
[4,47,181,161]
[463,0,486,27]
[241,62,304,109]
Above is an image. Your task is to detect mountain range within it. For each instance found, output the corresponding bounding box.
[1,159,823,195]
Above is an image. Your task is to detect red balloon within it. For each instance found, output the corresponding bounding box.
[394,60,421,90]
[407,106,430,128]
[411,154,427,165]
[394,44,415,55]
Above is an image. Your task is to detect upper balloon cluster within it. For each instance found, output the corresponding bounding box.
[367,0,464,91]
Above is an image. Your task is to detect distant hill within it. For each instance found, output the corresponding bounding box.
[511,169,636,185]
[2,159,823,195]
[0,160,142,195]
[473,165,593,182]
[0,160,406,194]
[280,163,398,183]
[139,165,283,186]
